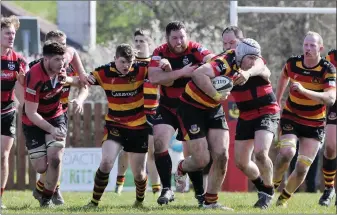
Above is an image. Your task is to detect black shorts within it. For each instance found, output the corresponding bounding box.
[152,105,180,129]
[1,110,16,138]
[152,105,183,140]
[327,102,336,125]
[103,122,149,153]
[146,114,155,136]
[235,113,280,141]
[280,118,325,142]
[23,114,67,159]
[177,102,228,141]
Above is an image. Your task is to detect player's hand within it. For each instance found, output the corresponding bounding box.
[70,98,84,114]
[79,72,90,86]
[182,63,197,77]
[291,81,305,94]
[87,75,96,85]
[220,91,231,101]
[233,70,250,86]
[159,59,172,72]
[50,127,66,141]
[58,68,67,85]
[15,66,25,86]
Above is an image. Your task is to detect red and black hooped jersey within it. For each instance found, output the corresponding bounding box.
[181,49,280,120]
[149,41,211,109]
[23,61,64,125]
[1,50,27,113]
[29,57,78,112]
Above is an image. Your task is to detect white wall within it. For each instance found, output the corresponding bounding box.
[57,1,96,50]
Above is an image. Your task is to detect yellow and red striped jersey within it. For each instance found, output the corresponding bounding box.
[135,56,159,115]
[90,61,148,129]
[282,55,336,127]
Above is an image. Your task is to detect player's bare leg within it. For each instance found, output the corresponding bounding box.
[1,135,14,209]
[115,151,129,194]
[273,134,297,189]
[276,137,320,207]
[86,140,123,207]
[252,130,274,209]
[203,129,232,210]
[129,152,148,206]
[147,135,161,194]
[153,124,175,205]
[319,124,336,206]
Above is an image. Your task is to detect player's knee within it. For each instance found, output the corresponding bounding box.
[1,152,9,166]
[195,154,210,170]
[49,156,62,169]
[296,155,312,177]
[325,144,336,157]
[100,158,114,172]
[279,147,296,162]
[35,163,48,174]
[235,154,247,171]
[134,170,146,181]
[255,150,269,163]
[214,151,229,174]
[154,137,167,152]
[278,139,296,158]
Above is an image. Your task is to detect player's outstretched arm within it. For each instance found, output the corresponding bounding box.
[14,82,24,107]
[70,85,89,114]
[69,47,89,86]
[149,66,183,86]
[276,65,290,106]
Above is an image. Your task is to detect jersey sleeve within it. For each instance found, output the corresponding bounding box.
[209,53,234,77]
[148,47,162,68]
[90,68,104,86]
[323,62,336,89]
[191,42,212,62]
[24,71,43,103]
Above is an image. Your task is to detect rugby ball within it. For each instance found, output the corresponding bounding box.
[211,76,233,93]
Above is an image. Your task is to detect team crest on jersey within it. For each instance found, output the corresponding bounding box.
[312,77,321,84]
[44,88,62,99]
[282,124,293,131]
[183,56,190,66]
[128,75,136,83]
[110,128,120,136]
[189,124,200,134]
[328,112,337,121]
[8,61,15,70]
[260,119,271,127]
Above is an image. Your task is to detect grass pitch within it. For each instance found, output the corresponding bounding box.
[1,190,336,214]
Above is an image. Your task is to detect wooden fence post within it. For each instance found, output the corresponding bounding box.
[16,108,26,190]
[72,105,81,147]
[83,103,92,147]
[7,141,15,189]
[94,103,104,147]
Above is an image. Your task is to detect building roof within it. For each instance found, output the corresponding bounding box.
[1,1,85,52]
